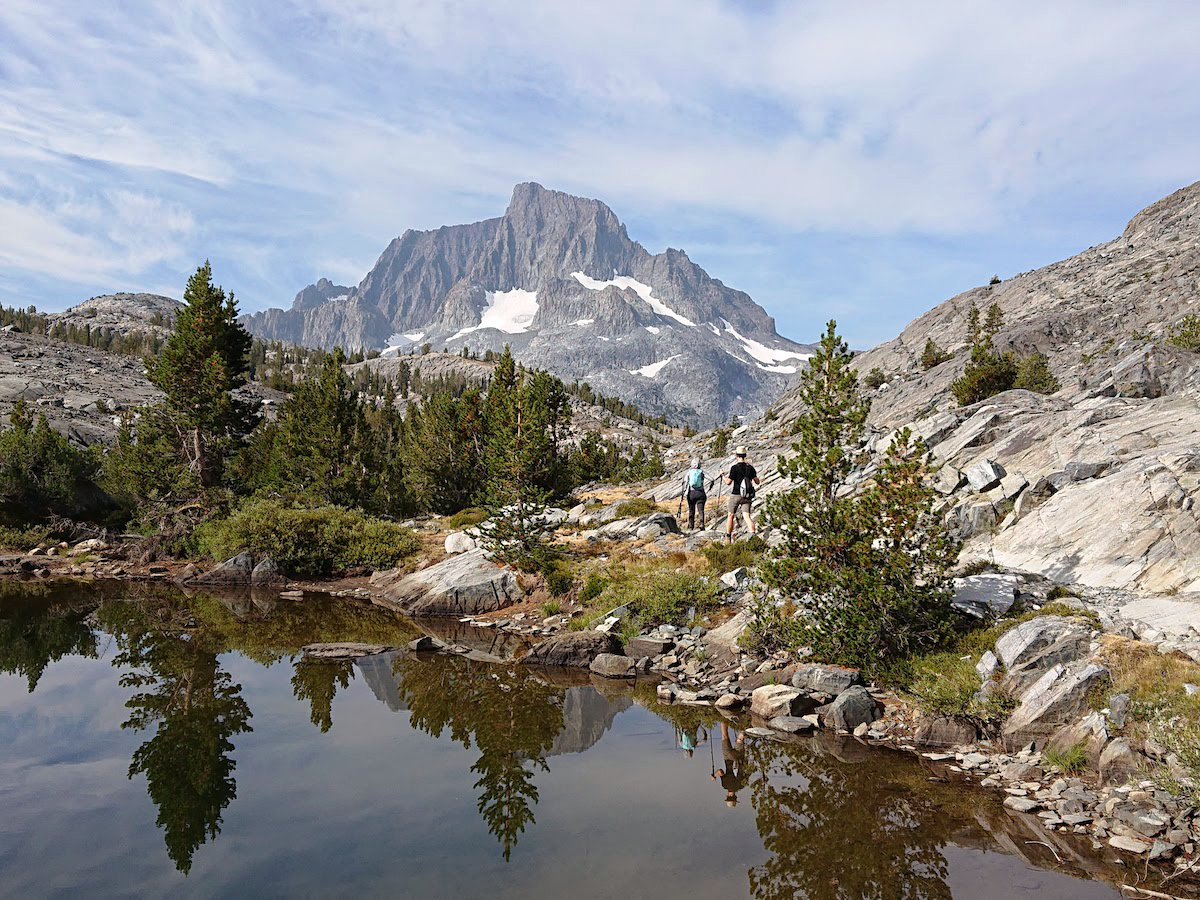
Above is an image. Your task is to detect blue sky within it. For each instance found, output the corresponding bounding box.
[1,1,1197,348]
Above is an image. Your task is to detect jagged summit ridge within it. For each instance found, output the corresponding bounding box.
[242,182,812,425]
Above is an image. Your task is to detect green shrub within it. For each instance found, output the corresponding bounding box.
[0,400,107,523]
[0,523,53,551]
[701,535,766,574]
[615,497,657,518]
[604,571,722,628]
[545,568,573,597]
[1044,742,1088,774]
[905,652,1016,727]
[1047,584,1079,601]
[1167,314,1200,352]
[921,338,952,370]
[1013,352,1060,394]
[957,558,992,576]
[578,573,607,605]
[710,427,731,457]
[446,507,488,530]
[196,499,420,576]
[864,368,887,389]
[951,351,1017,405]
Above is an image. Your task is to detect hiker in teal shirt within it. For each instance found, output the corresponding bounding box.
[681,457,713,531]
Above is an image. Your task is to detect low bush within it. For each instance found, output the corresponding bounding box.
[446,507,488,530]
[0,523,53,552]
[196,499,420,576]
[578,572,607,605]
[1013,352,1060,394]
[541,599,563,617]
[863,368,887,389]
[951,351,1017,405]
[1167,313,1200,352]
[905,651,1017,727]
[1044,742,1088,774]
[700,534,766,574]
[615,497,657,518]
[921,338,953,370]
[1046,584,1080,601]
[545,568,573,597]
[605,570,722,627]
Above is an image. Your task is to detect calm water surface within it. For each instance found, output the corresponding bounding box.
[0,580,1128,899]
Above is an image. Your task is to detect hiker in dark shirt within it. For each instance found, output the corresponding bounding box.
[724,445,760,542]
[711,721,749,807]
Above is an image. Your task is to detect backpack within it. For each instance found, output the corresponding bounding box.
[688,469,705,489]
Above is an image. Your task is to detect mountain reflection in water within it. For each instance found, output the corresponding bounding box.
[0,581,1126,898]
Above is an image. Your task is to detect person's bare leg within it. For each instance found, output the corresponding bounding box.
[742,506,755,534]
[725,511,735,541]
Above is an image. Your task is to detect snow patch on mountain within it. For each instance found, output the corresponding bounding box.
[721,319,811,370]
[452,288,540,340]
[630,355,681,378]
[572,272,696,327]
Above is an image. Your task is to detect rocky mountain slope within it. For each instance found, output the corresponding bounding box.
[650,180,1200,594]
[242,183,813,426]
[46,293,183,340]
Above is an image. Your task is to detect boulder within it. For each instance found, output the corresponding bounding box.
[720,567,749,590]
[594,512,679,541]
[626,635,675,657]
[934,465,966,494]
[377,548,520,617]
[1099,737,1145,784]
[1046,711,1109,763]
[914,715,978,748]
[976,650,999,680]
[1107,693,1131,729]
[998,471,1028,500]
[715,693,745,709]
[444,531,478,554]
[1065,460,1110,481]
[790,663,863,697]
[951,574,1020,619]
[769,715,817,734]
[751,685,816,719]
[191,552,255,585]
[1003,662,1109,740]
[250,556,286,585]
[521,630,623,668]
[995,616,1094,691]
[826,685,882,731]
[949,498,997,538]
[590,653,637,678]
[966,459,1006,491]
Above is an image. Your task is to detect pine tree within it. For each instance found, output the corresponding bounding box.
[148,263,255,486]
[759,321,958,675]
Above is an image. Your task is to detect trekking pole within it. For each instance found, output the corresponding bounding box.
[708,725,716,776]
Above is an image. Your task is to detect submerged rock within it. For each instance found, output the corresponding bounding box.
[590,653,636,678]
[521,630,623,668]
[302,642,396,659]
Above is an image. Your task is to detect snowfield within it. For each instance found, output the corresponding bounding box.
[720,319,811,371]
[630,355,681,378]
[571,272,696,327]
[451,288,539,340]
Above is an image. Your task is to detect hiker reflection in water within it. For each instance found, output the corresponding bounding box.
[712,721,749,806]
[676,724,707,758]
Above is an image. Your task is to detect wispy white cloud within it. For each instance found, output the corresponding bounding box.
[0,0,1196,344]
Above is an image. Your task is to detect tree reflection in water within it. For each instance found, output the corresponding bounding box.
[394,654,565,860]
[743,734,953,900]
[291,659,355,733]
[96,602,253,874]
[0,601,96,691]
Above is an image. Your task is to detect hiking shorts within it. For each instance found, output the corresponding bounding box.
[727,495,752,514]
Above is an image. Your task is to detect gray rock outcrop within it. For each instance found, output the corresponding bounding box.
[375,548,520,617]
[520,630,623,667]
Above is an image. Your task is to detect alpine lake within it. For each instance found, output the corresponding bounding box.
[0,579,1138,898]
